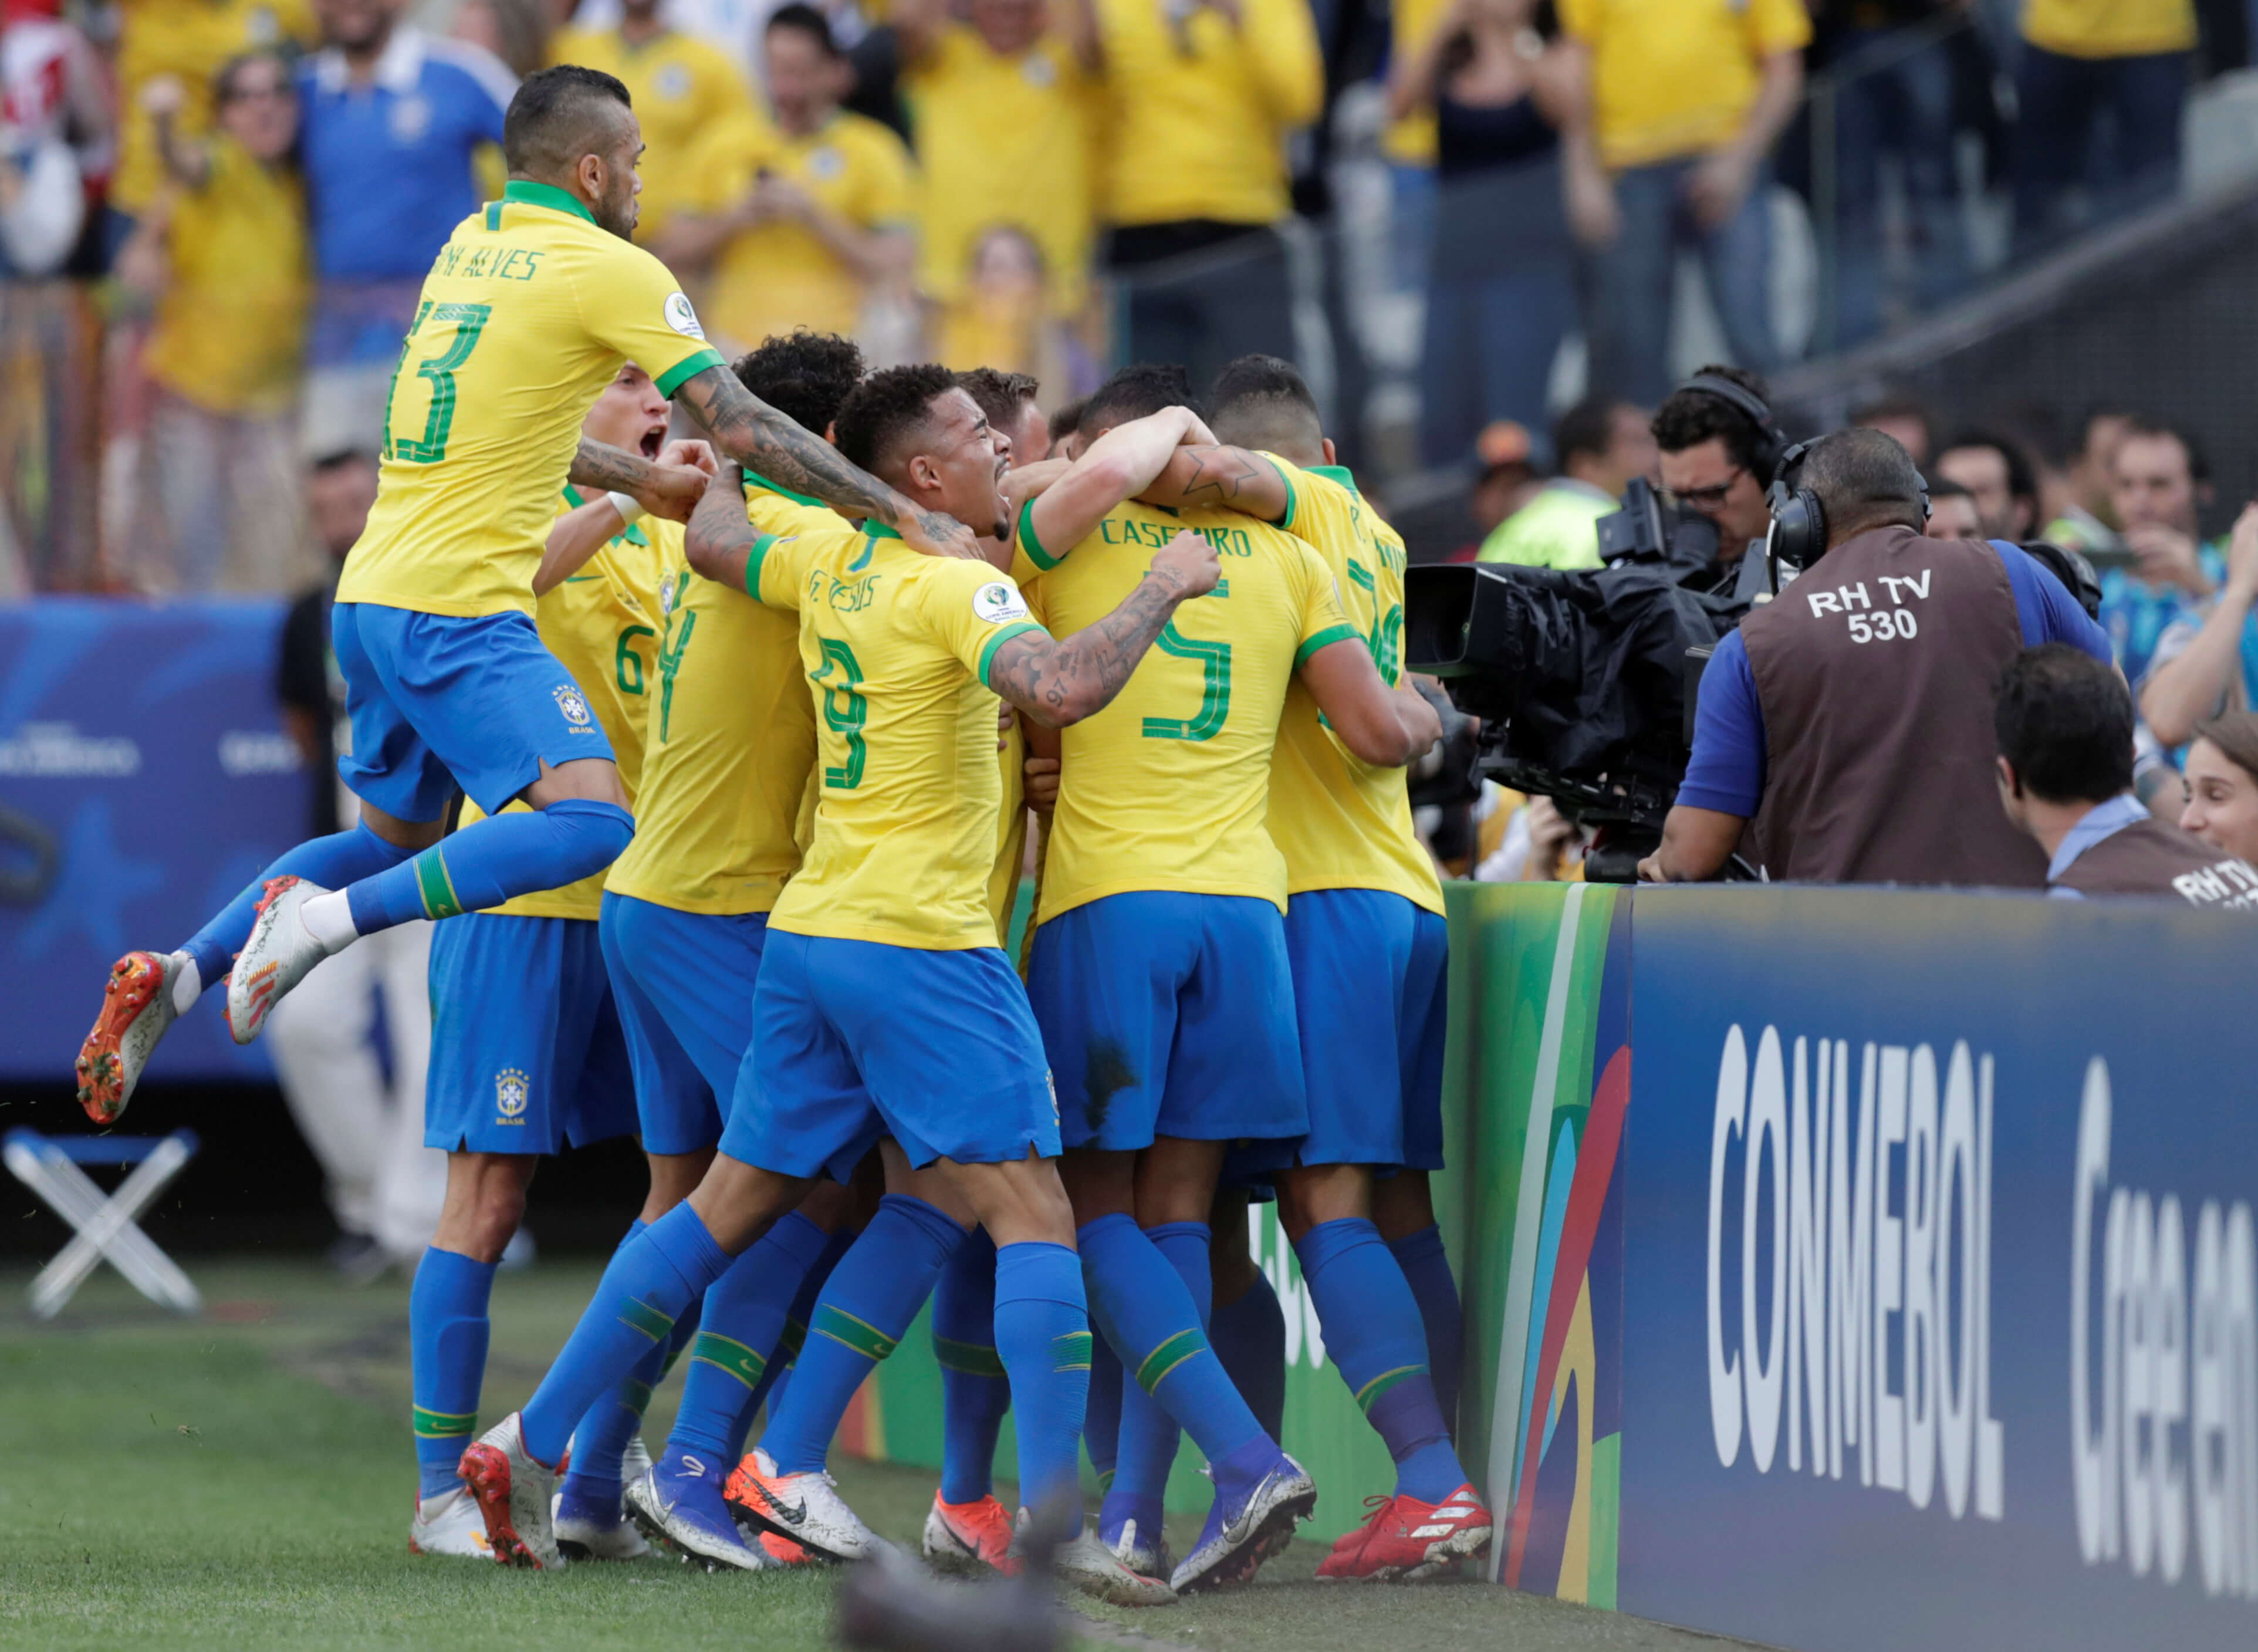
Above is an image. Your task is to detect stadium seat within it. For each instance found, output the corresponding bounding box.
[4,1129,201,1319]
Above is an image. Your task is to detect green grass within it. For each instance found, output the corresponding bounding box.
[0,1259,1730,1652]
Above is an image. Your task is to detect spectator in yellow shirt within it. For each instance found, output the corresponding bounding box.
[2012,0,2193,258]
[894,0,1100,320]
[658,4,915,354]
[1090,0,1321,388]
[134,50,311,594]
[1560,0,1808,407]
[549,0,763,249]
[110,0,318,226]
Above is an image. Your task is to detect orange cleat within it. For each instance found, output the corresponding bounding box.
[1316,1484,1491,1583]
[921,1491,1022,1576]
[75,951,188,1124]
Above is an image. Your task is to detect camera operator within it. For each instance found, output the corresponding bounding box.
[1995,644,2258,908]
[1640,427,2113,886]
[1652,365,1782,587]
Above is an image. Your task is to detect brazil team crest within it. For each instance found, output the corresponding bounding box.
[552,684,593,727]
[495,1068,531,1122]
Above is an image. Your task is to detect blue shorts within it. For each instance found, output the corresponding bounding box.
[599,892,769,1156]
[426,913,639,1155]
[1025,891,1306,1154]
[1283,889,1449,1172]
[719,931,1057,1181]
[332,602,616,823]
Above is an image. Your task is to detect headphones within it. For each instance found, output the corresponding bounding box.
[1680,371,1788,488]
[1763,438,1934,585]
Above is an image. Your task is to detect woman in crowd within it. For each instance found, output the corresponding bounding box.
[1390,0,1610,469]
[2179,711,2258,864]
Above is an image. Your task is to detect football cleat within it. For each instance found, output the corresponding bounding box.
[1097,1513,1172,1582]
[922,1491,1019,1577]
[225,877,330,1045]
[408,1485,495,1560]
[553,1479,649,1562]
[1170,1453,1316,1595]
[757,1531,816,1566]
[1047,1524,1178,1608]
[457,1412,564,1570]
[75,951,188,1124]
[723,1447,885,1563]
[1315,1484,1492,1583]
[627,1449,776,1572]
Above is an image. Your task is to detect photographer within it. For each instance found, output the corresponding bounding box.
[1652,366,1782,586]
[1641,427,2112,886]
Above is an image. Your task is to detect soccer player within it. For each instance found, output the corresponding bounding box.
[407,360,682,1562]
[1136,354,1490,1580]
[452,366,1215,1606]
[1013,362,1442,1592]
[74,64,981,1120]
[594,330,870,1571]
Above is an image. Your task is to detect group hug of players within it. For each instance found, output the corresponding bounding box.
[70,65,1488,1604]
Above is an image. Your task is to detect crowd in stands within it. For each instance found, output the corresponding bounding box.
[0,0,2249,597]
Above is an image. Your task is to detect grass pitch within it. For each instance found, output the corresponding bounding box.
[0,1259,1728,1652]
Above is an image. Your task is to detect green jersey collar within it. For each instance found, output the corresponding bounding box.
[864,521,904,540]
[1309,463,1358,494]
[744,471,825,510]
[502,179,596,225]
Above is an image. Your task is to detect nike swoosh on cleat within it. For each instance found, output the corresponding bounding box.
[758,1489,808,1525]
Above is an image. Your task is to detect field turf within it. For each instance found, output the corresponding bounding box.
[0,1258,1734,1652]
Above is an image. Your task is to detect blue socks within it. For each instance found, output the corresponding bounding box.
[409,1246,496,1500]
[934,1228,1012,1505]
[1079,1214,1270,1528]
[181,822,413,989]
[993,1240,1090,1530]
[758,1195,966,1475]
[1084,1330,1123,1493]
[559,1219,678,1509]
[668,1210,831,1461]
[345,798,634,935]
[1106,1220,1211,1536]
[1211,1266,1287,1441]
[519,1202,732,1466]
[752,1227,853,1429]
[1297,1218,1465,1503]
[1389,1223,1465,1440]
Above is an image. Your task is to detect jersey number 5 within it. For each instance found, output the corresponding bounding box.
[1141,623,1231,742]
[814,637,868,789]
[384,300,493,465]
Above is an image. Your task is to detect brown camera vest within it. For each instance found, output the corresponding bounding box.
[2052,816,2258,909]
[1739,525,2046,888]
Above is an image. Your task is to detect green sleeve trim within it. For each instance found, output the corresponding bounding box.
[1294,622,1359,669]
[1258,451,1298,531]
[1017,495,1060,570]
[744,470,825,510]
[743,532,779,601]
[979,620,1047,689]
[484,201,503,232]
[655,347,725,400]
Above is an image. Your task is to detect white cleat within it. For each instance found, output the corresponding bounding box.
[1050,1525,1178,1607]
[624,1460,777,1572]
[75,950,189,1124]
[1103,1515,1172,1582]
[225,877,332,1046]
[552,1434,655,1560]
[723,1448,888,1563]
[408,1485,496,1560]
[458,1412,565,1570]
[1171,1455,1317,1594]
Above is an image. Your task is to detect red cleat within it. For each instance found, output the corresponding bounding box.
[75,951,185,1124]
[1316,1484,1492,1583]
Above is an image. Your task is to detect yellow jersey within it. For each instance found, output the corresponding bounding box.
[1019,502,1356,923]
[2023,0,2195,58]
[604,475,834,917]
[461,490,683,921]
[1091,0,1322,227]
[704,112,917,352]
[989,715,1029,941]
[144,137,308,418]
[750,523,1049,950]
[1260,459,1444,915]
[547,26,765,246]
[1557,0,1811,171]
[903,25,1096,310]
[337,181,725,621]
[113,0,317,215]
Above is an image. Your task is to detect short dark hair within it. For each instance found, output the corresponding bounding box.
[955,367,1040,434]
[214,47,292,104]
[1048,398,1086,445]
[1552,396,1627,472]
[2005,641,2140,803]
[1939,429,2040,515]
[833,362,961,475]
[732,330,864,437]
[1079,363,1198,439]
[2114,416,2211,485]
[503,64,632,176]
[1928,476,1973,501]
[1800,427,1926,538]
[1652,364,1773,474]
[1850,394,1932,447]
[766,2,840,55]
[309,447,377,476]
[1207,352,1316,425]
[1995,644,2135,805]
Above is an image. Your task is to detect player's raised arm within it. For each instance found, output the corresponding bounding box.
[1020,406,1216,561]
[988,530,1222,728]
[1133,441,1294,522]
[568,435,711,522]
[1298,636,1443,768]
[672,363,983,560]
[683,461,770,590]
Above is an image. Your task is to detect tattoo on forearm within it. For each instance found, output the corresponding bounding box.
[569,437,659,496]
[988,569,1188,722]
[687,463,759,575]
[677,365,915,529]
[1172,445,1268,508]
